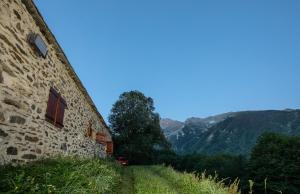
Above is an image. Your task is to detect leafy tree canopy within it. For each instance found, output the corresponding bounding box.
[109,91,170,164]
[248,132,300,194]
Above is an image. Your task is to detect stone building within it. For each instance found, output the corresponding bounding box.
[0,0,112,164]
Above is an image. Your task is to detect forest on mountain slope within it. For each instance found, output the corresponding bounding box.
[161,109,300,155]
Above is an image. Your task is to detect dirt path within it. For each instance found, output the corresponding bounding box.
[128,166,179,194]
[144,167,178,194]
[118,167,134,194]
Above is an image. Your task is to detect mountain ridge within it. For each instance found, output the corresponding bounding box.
[160,109,300,155]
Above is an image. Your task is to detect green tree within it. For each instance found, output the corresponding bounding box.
[109,91,170,164]
[248,132,300,194]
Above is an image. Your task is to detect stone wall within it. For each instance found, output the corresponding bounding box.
[0,0,111,164]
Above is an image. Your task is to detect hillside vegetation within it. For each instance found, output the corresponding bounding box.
[0,157,239,194]
[161,133,300,194]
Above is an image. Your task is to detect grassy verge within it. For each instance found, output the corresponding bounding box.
[118,167,134,194]
[0,157,121,194]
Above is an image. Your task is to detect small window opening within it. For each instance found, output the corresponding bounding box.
[28,33,48,58]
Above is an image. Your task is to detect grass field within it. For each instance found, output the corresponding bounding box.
[0,157,240,194]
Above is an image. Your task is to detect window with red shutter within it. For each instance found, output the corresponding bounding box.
[45,88,67,128]
[46,88,59,122]
[55,98,66,128]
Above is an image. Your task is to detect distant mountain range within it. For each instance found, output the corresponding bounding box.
[160,109,300,155]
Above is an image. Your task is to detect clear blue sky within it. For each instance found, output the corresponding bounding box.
[35,0,300,122]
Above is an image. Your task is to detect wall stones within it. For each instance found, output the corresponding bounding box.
[7,146,18,155]
[13,9,21,20]
[0,67,3,83]
[25,135,38,142]
[9,116,26,124]
[0,0,111,164]
[37,107,42,114]
[2,63,16,77]
[26,75,33,82]
[22,154,36,159]
[0,128,8,137]
[0,113,5,122]
[0,33,16,50]
[61,143,67,151]
[3,98,21,109]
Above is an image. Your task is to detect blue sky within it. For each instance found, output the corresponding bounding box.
[35,0,300,122]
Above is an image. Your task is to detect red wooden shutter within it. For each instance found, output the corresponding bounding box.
[96,132,106,144]
[46,88,58,121]
[106,141,113,154]
[56,98,67,127]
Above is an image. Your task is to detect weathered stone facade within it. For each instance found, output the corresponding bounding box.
[0,0,112,164]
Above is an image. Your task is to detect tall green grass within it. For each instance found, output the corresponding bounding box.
[151,165,240,194]
[0,157,121,194]
[131,165,240,194]
[0,158,241,194]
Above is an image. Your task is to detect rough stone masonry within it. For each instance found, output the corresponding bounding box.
[0,0,112,164]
